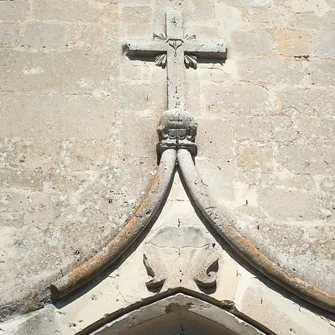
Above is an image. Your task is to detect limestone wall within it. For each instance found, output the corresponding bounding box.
[0,0,334,325]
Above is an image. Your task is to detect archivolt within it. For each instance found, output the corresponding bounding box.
[177,148,335,314]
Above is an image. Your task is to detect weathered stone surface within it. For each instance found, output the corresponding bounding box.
[231,30,274,57]
[274,30,312,57]
[201,84,271,118]
[66,23,119,50]
[0,23,20,48]
[218,0,271,7]
[0,0,335,331]
[22,23,67,50]
[237,145,273,172]
[121,6,153,24]
[238,59,307,84]
[33,0,101,22]
[258,187,319,220]
[0,94,119,139]
[0,51,119,93]
[0,0,29,21]
[290,12,335,30]
[313,32,335,58]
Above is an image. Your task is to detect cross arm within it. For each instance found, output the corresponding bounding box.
[122,40,167,57]
[184,41,227,59]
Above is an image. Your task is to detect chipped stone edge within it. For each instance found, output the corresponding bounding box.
[89,292,266,335]
[177,148,335,315]
[0,149,177,321]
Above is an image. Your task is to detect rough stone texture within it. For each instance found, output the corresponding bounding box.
[0,0,334,332]
[0,0,163,308]
[0,176,333,335]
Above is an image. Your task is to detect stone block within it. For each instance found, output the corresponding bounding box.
[6,140,61,171]
[0,93,118,139]
[279,87,335,118]
[245,7,293,29]
[290,12,335,30]
[0,169,46,192]
[66,23,119,50]
[274,0,329,12]
[262,170,316,191]
[197,119,234,161]
[259,187,319,220]
[0,0,29,20]
[217,0,271,7]
[231,30,274,57]
[237,59,307,84]
[125,23,153,38]
[0,23,19,48]
[120,80,166,112]
[64,140,116,171]
[237,145,273,172]
[22,22,66,50]
[117,111,158,158]
[201,84,271,119]
[121,58,153,81]
[328,0,335,9]
[274,30,312,57]
[33,0,100,22]
[100,3,119,23]
[293,118,335,144]
[235,182,259,207]
[185,0,216,20]
[272,116,299,142]
[121,6,152,24]
[235,116,273,142]
[313,32,335,58]
[276,143,325,174]
[309,60,335,86]
[0,50,119,93]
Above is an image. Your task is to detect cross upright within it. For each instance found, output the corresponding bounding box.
[123,9,227,111]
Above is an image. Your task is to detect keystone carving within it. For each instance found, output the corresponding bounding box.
[143,226,219,292]
[157,109,198,159]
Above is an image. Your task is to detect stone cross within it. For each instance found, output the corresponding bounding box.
[123,9,227,110]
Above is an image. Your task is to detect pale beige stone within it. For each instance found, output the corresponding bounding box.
[121,6,153,24]
[22,23,66,50]
[0,1,334,332]
[218,0,271,7]
[237,59,307,84]
[33,0,100,22]
[66,24,119,50]
[0,0,29,20]
[290,12,335,30]
[0,51,119,93]
[259,187,319,220]
[0,93,119,139]
[274,30,312,57]
[0,23,19,48]
[64,140,116,171]
[231,30,274,57]
[237,145,273,172]
[313,32,335,58]
[201,84,271,119]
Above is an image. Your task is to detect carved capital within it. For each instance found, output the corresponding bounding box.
[143,226,219,292]
[157,109,198,159]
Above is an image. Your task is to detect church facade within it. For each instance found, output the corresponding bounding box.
[0,0,334,334]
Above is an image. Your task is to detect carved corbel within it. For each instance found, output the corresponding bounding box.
[157,109,198,161]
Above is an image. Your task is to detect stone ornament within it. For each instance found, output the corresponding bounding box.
[123,9,227,110]
[143,226,219,291]
[6,7,335,319]
[157,109,198,159]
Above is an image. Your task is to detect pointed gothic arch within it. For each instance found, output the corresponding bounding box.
[83,293,266,335]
